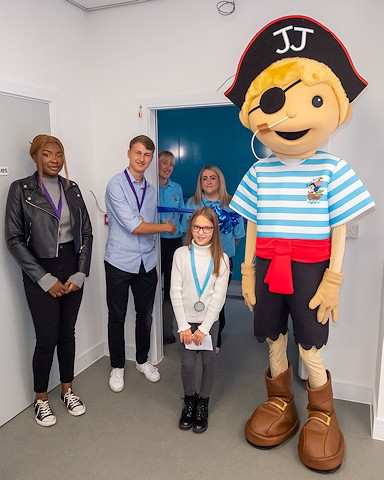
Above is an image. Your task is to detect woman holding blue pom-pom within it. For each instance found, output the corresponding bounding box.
[182,165,245,353]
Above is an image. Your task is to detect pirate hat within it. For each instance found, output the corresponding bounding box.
[225,15,367,108]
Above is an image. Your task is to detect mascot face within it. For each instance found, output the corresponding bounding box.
[248,80,340,159]
[225,15,367,159]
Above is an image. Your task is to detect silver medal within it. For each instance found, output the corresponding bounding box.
[194,301,205,312]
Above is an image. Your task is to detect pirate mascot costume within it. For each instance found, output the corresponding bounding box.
[225,16,375,472]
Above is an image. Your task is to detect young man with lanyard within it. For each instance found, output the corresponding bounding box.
[105,135,176,392]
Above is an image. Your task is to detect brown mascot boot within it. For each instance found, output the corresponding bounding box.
[298,371,344,472]
[245,365,299,448]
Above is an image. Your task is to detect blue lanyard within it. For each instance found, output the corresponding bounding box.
[190,244,213,298]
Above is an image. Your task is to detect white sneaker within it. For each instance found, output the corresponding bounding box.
[109,368,124,392]
[135,361,161,383]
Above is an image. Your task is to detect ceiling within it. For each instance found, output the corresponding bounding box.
[66,0,151,11]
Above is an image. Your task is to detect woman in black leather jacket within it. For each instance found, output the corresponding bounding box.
[5,134,93,427]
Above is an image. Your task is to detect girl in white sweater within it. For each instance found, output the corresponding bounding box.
[170,207,230,433]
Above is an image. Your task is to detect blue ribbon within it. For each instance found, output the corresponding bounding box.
[157,207,194,214]
[209,205,241,234]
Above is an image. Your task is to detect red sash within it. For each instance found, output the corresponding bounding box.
[256,238,331,294]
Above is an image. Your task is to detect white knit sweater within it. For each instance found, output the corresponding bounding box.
[170,241,230,335]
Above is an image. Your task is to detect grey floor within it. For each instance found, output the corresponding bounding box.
[1,296,384,480]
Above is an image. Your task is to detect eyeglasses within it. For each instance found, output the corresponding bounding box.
[191,225,214,234]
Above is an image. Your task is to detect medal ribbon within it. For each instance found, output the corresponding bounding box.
[124,169,147,215]
[190,244,214,299]
[38,175,63,219]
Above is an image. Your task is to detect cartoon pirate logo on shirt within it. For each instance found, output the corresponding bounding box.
[307,177,323,201]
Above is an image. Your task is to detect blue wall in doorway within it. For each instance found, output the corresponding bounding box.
[157,105,265,280]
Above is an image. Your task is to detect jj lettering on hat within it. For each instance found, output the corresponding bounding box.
[225,15,367,108]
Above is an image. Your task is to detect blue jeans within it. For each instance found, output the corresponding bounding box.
[105,260,157,366]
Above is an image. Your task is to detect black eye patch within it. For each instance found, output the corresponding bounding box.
[249,79,302,116]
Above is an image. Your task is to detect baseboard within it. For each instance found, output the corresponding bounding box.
[371,408,384,440]
[370,391,384,441]
[74,341,105,376]
[300,375,372,405]
[100,341,162,366]
[332,380,372,405]
[299,350,372,405]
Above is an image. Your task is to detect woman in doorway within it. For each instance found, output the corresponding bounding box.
[158,151,185,344]
[5,134,93,427]
[182,165,245,353]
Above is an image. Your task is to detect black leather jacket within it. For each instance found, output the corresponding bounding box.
[5,172,93,283]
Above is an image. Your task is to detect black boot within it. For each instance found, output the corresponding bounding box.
[192,396,209,434]
[179,394,197,430]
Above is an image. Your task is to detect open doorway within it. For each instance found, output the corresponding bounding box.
[143,95,265,281]
[156,104,255,281]
[141,93,261,361]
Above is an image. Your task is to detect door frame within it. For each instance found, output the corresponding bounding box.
[138,93,231,364]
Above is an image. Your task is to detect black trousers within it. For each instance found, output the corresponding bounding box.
[23,242,83,393]
[161,237,183,339]
[105,260,157,366]
[160,237,183,301]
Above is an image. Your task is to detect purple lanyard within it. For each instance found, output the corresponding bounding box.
[124,169,147,214]
[38,175,63,219]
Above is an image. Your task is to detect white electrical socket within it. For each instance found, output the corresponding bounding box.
[346,222,359,239]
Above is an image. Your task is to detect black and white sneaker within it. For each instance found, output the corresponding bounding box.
[34,399,56,427]
[61,388,86,416]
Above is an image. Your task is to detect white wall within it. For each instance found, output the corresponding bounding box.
[88,0,384,397]
[0,0,383,430]
[0,0,104,425]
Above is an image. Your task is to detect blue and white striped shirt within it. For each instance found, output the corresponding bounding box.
[230,151,375,240]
